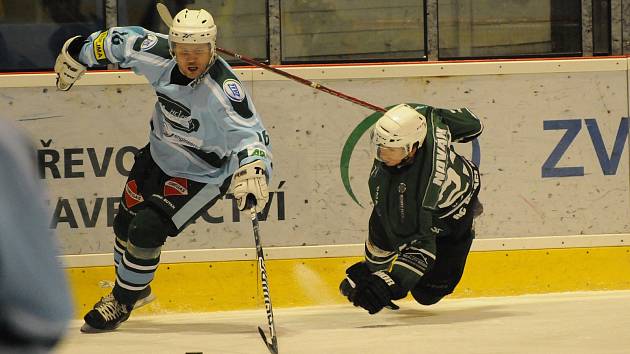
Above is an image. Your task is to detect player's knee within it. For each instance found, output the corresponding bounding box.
[113,210,132,241]
[411,287,450,306]
[127,208,170,249]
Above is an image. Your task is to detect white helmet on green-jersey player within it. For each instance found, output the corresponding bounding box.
[370,104,427,162]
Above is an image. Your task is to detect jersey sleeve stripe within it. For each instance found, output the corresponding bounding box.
[406,246,436,260]
[182,146,227,168]
[393,260,425,277]
[366,253,396,265]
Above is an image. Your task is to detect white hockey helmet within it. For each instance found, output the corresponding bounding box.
[157,4,217,58]
[370,104,427,163]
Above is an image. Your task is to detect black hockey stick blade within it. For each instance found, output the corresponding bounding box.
[258,326,278,354]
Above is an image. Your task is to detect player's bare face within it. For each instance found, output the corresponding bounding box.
[174,43,212,79]
[377,147,408,166]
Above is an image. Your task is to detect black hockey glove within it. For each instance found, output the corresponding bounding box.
[339,262,372,300]
[352,271,406,314]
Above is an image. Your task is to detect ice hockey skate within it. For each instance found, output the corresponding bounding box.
[80,286,155,333]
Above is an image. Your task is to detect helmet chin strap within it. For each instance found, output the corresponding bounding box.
[208,50,217,66]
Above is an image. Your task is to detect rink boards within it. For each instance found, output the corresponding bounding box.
[1,57,630,316]
[61,242,630,316]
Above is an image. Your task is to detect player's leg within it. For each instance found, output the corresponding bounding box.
[112,203,156,309]
[112,145,153,272]
[111,206,170,305]
[82,206,169,332]
[113,210,132,272]
[83,170,232,332]
[410,198,480,305]
[81,146,158,332]
[113,146,157,307]
[114,176,231,303]
[410,229,474,305]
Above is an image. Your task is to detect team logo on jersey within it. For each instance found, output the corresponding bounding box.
[223,79,245,102]
[164,177,188,197]
[140,34,159,51]
[124,180,144,208]
[157,92,200,133]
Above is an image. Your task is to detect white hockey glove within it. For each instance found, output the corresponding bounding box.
[54,36,87,91]
[231,160,269,213]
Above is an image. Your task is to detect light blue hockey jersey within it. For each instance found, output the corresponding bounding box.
[77,26,272,184]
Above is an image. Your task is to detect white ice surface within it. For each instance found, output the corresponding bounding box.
[55,290,630,354]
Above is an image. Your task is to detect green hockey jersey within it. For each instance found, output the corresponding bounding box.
[367,103,483,290]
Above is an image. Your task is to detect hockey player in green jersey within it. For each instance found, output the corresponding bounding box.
[340,103,483,314]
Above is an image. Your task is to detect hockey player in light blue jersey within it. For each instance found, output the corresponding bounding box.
[55,6,272,332]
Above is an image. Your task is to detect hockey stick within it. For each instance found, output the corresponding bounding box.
[159,2,380,113]
[247,196,279,354]
[216,47,387,113]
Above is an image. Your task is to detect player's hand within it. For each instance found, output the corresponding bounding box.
[352,271,405,314]
[54,36,87,91]
[339,261,372,300]
[231,160,268,213]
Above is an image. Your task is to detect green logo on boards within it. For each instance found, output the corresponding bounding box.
[339,110,384,207]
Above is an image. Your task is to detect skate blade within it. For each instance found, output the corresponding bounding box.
[80,323,116,333]
[133,293,156,310]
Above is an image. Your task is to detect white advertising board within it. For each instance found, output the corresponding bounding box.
[1,59,628,255]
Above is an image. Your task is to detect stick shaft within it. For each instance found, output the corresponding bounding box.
[217,47,386,113]
[250,208,279,353]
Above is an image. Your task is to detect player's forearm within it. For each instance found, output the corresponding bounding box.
[237,142,272,166]
[390,244,437,291]
[77,29,116,67]
[230,123,273,178]
[77,26,146,67]
[364,239,395,272]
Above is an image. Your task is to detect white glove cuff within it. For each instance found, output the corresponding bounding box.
[55,36,87,91]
